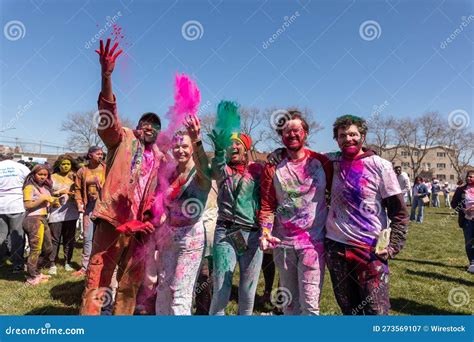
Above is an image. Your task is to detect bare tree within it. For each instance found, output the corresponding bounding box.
[62,110,133,153]
[394,112,443,178]
[366,114,401,161]
[260,106,323,151]
[200,106,267,152]
[439,126,474,181]
[200,113,216,148]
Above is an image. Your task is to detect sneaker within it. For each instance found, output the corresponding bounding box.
[467,264,474,274]
[26,276,46,286]
[72,269,86,277]
[64,264,74,272]
[48,265,57,275]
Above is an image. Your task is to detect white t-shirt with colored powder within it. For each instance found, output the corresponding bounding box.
[465,185,474,221]
[0,160,30,214]
[326,153,402,248]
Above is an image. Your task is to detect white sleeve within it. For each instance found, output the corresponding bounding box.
[378,158,402,199]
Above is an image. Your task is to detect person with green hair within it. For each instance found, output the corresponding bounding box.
[325,114,409,315]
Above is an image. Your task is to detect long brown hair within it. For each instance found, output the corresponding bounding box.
[23,164,53,192]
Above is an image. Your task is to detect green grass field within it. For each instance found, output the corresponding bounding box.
[1,205,472,315]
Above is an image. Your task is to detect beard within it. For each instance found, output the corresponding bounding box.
[283,136,304,152]
[341,141,363,158]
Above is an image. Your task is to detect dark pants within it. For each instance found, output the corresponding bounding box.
[262,252,275,294]
[195,256,213,315]
[22,216,53,279]
[462,220,474,265]
[325,239,390,315]
[80,219,148,315]
[49,220,77,265]
[0,212,25,268]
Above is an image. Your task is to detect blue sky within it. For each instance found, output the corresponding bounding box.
[0,0,473,153]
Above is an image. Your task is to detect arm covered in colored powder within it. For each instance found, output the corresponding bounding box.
[74,167,85,212]
[96,39,124,149]
[383,193,409,258]
[259,163,277,234]
[184,115,211,188]
[208,130,230,181]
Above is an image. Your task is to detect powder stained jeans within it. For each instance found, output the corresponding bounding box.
[209,226,262,315]
[325,239,390,315]
[154,220,205,315]
[273,242,325,315]
[22,216,53,280]
[81,201,96,271]
[80,219,148,315]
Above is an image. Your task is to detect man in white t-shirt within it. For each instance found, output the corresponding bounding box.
[394,166,411,205]
[325,115,409,315]
[0,154,30,273]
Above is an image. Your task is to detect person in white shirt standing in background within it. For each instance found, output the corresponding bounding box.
[0,153,31,273]
[394,166,411,206]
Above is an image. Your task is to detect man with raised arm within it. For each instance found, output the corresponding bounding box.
[80,39,163,315]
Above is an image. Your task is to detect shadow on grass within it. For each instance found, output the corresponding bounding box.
[49,280,84,307]
[391,297,467,315]
[405,269,474,287]
[0,262,26,282]
[395,258,466,270]
[25,306,78,315]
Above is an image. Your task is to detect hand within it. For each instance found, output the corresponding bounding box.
[184,115,201,142]
[267,148,285,165]
[116,220,155,235]
[39,194,53,203]
[95,38,123,77]
[77,204,85,213]
[259,233,281,251]
[207,129,230,151]
[375,248,389,261]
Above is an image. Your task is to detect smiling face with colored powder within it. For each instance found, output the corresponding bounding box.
[172,133,193,165]
[281,119,307,152]
[226,139,246,164]
[336,124,366,159]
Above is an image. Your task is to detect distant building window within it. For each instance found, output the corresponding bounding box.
[436,174,446,180]
[450,175,455,180]
[427,163,431,168]
[437,163,446,168]
[413,151,419,156]
[402,162,410,167]
[437,152,446,157]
